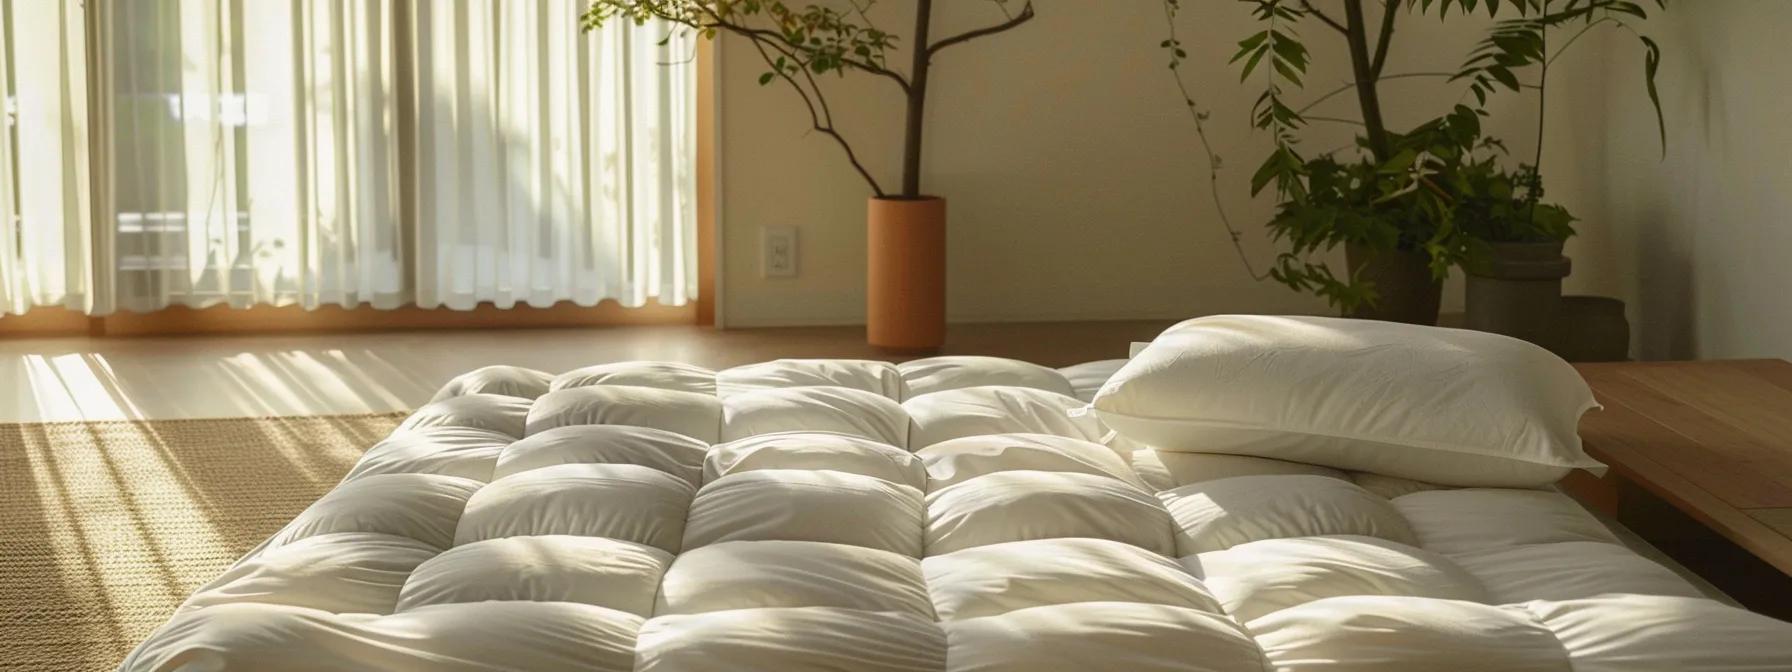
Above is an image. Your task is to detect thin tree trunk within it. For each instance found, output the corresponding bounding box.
[1342,0,1390,161]
[900,0,935,198]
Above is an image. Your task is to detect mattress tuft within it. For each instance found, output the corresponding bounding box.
[123,357,1792,671]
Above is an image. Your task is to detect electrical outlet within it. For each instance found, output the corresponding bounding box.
[762,226,797,278]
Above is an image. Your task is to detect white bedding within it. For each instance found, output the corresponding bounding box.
[122,356,1792,671]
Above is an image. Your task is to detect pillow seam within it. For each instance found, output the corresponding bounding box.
[1091,407,1604,470]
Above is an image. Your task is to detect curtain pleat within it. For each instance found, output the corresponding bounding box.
[1,0,693,317]
[108,0,404,313]
[0,0,95,316]
[412,0,695,310]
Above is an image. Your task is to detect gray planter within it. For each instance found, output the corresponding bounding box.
[1465,241,1571,347]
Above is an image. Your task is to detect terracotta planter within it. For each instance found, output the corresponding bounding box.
[1465,241,1572,347]
[867,196,946,351]
[1346,243,1442,325]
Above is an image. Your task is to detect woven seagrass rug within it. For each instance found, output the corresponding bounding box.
[0,412,408,672]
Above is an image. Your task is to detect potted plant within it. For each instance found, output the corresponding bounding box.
[582,0,1036,351]
[1159,0,1662,324]
[1454,157,1577,343]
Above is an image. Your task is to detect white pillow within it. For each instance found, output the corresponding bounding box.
[1090,315,1604,487]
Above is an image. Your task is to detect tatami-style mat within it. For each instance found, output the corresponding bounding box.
[0,413,407,672]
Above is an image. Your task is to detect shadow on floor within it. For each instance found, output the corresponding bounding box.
[0,413,406,672]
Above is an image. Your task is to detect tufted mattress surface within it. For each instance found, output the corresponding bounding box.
[123,357,1792,670]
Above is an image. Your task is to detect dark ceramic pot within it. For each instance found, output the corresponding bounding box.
[1556,295,1631,362]
[1346,243,1443,325]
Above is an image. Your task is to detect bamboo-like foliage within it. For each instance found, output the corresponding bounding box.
[582,0,1035,199]
[1162,0,1664,311]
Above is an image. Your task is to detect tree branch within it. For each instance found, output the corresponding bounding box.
[1531,0,1549,226]
[1342,0,1391,160]
[1299,0,1349,34]
[1159,0,1271,282]
[1545,15,1616,67]
[1370,0,1401,79]
[1297,71,1457,114]
[747,36,886,196]
[711,19,913,93]
[926,1,1035,57]
[847,0,884,35]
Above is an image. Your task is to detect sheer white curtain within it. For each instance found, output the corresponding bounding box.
[110,0,405,312]
[412,1,696,310]
[1,0,694,317]
[0,1,96,316]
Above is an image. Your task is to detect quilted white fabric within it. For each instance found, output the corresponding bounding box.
[123,356,1792,671]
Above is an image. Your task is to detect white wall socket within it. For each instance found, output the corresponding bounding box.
[762,226,798,278]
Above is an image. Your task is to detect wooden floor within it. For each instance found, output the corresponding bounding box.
[0,321,1174,423]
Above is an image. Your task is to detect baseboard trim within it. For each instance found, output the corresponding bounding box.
[2,301,696,338]
[719,308,1334,330]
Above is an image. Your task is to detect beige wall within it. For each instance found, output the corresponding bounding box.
[715,1,1610,328]
[1573,1,1792,360]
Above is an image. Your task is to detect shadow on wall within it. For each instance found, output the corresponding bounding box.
[1632,22,1713,363]
[1635,227,1698,361]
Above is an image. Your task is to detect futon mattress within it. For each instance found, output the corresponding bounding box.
[123,357,1792,670]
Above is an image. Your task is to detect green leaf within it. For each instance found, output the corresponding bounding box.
[1233,30,1270,58]
[1487,65,1521,90]
[1641,34,1666,155]
[1239,44,1269,81]
[1272,57,1305,86]
[1250,151,1284,196]
[758,72,775,85]
[1270,31,1308,70]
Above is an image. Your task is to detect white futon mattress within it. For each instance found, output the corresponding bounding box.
[122,357,1792,671]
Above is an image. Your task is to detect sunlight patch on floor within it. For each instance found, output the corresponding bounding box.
[0,414,406,672]
[1,346,435,423]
